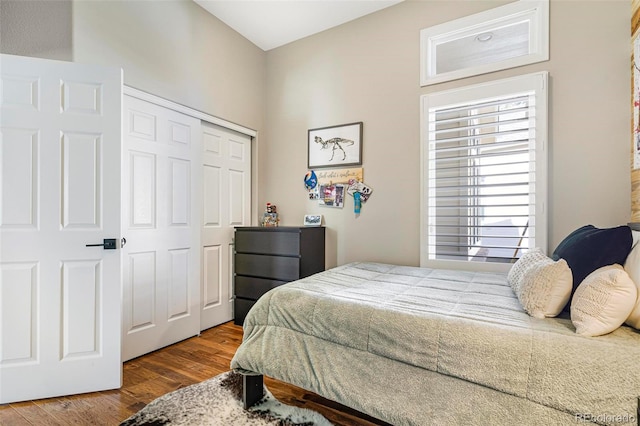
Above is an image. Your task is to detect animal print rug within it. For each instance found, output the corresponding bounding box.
[120,370,333,426]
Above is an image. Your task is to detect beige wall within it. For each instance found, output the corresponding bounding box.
[71,0,265,131]
[71,0,265,132]
[0,0,73,61]
[263,0,631,268]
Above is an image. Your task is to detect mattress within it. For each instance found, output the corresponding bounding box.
[231,262,640,425]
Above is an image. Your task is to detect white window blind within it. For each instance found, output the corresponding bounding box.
[421,72,548,271]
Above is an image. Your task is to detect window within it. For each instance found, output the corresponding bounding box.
[420,72,548,272]
[420,0,549,86]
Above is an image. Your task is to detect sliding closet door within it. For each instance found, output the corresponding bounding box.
[121,95,202,361]
[201,123,251,330]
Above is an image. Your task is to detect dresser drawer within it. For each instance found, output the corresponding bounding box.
[234,297,255,325]
[235,230,300,256]
[235,276,287,300]
[234,253,300,281]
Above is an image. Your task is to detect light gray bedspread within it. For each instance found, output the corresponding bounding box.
[231,262,640,425]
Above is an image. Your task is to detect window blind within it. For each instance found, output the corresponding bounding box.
[427,92,537,263]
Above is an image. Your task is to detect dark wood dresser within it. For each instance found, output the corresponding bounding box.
[233,226,325,325]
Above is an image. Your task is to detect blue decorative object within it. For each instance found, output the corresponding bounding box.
[354,192,361,215]
[304,170,318,190]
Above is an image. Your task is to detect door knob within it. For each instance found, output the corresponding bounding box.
[86,238,117,249]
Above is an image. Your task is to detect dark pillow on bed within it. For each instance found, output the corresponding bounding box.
[552,224,633,310]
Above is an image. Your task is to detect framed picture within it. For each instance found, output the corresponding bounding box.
[318,184,345,208]
[303,214,322,226]
[308,122,363,169]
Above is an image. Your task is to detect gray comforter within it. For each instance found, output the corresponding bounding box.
[231,262,640,425]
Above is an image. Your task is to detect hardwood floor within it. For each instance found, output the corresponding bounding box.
[0,322,389,426]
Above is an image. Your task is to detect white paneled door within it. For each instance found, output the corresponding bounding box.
[0,54,122,403]
[201,123,251,330]
[122,95,201,361]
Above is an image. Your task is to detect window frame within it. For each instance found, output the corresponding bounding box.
[419,71,548,272]
[420,0,549,86]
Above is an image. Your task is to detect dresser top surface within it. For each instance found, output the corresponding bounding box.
[234,226,324,232]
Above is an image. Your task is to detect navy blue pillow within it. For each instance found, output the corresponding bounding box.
[552,224,633,310]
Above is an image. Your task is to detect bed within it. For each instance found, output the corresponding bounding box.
[230,261,640,426]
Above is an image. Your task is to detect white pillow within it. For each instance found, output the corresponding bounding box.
[508,248,548,294]
[571,265,637,337]
[623,242,640,328]
[508,248,573,318]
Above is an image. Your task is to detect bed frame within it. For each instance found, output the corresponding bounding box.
[242,375,263,409]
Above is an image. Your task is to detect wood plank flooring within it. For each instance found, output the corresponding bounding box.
[0,322,390,426]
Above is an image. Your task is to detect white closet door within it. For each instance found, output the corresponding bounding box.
[0,54,122,403]
[122,95,202,361]
[201,122,251,330]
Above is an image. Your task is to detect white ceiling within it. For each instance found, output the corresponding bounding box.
[193,0,404,51]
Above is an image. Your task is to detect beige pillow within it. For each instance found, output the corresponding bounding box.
[571,265,637,337]
[508,248,573,318]
[508,248,548,294]
[623,242,640,329]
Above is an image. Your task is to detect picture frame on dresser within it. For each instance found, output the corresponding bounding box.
[304,214,322,226]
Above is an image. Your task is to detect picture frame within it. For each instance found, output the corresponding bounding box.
[303,214,322,226]
[318,184,345,208]
[308,122,363,169]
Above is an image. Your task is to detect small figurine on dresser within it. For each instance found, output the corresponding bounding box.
[261,203,279,227]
